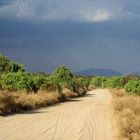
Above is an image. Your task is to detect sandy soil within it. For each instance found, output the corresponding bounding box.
[0,89,118,140]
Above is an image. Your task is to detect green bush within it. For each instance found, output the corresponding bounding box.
[0,53,89,95]
[121,76,139,87]
[1,72,35,92]
[102,77,122,89]
[91,76,123,89]
[91,77,107,87]
[72,78,86,95]
[32,75,47,91]
[125,81,140,95]
[77,77,91,90]
[47,66,74,94]
[0,54,24,74]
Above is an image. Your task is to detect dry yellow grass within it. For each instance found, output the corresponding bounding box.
[62,88,78,97]
[0,90,60,115]
[0,88,84,116]
[110,89,125,97]
[112,89,140,140]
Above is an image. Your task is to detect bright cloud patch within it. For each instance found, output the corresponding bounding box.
[81,10,111,22]
[93,10,111,22]
[0,0,138,22]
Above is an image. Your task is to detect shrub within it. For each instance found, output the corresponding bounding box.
[77,77,91,90]
[121,76,139,87]
[47,65,74,94]
[1,72,35,92]
[0,90,60,115]
[0,54,24,74]
[91,77,106,87]
[125,81,140,95]
[73,77,88,95]
[0,92,16,114]
[32,75,47,91]
[102,77,122,89]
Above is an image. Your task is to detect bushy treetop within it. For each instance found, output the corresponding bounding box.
[0,54,24,74]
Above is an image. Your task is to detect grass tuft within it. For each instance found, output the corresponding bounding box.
[0,90,60,115]
[112,90,140,140]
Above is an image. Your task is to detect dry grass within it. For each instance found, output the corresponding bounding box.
[113,96,140,115]
[112,89,140,140]
[0,88,84,116]
[110,89,125,97]
[119,109,140,140]
[0,90,61,115]
[62,88,78,98]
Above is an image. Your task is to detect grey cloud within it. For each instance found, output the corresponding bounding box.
[0,18,140,73]
[0,19,140,40]
[0,0,125,22]
[1,35,140,74]
[0,0,16,7]
[0,0,140,22]
[0,1,140,74]
[123,0,140,14]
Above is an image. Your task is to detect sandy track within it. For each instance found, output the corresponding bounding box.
[0,89,118,140]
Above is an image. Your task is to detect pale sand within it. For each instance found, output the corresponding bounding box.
[0,89,118,140]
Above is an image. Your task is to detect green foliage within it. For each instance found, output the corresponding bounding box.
[11,63,24,73]
[102,77,122,89]
[1,72,35,92]
[0,54,89,94]
[77,77,91,90]
[91,77,107,87]
[47,66,74,94]
[52,65,73,84]
[32,75,47,91]
[0,54,24,74]
[125,81,140,95]
[121,75,139,87]
[33,72,48,77]
[91,76,123,89]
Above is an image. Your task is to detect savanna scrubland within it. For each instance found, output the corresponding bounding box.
[0,54,90,115]
[90,76,140,140]
[0,53,140,140]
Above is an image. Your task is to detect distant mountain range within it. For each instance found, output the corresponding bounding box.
[75,68,122,77]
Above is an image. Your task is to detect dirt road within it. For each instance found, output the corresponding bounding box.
[0,89,118,140]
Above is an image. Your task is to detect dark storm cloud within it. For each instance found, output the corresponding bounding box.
[0,18,140,73]
[0,0,16,7]
[0,0,140,74]
[0,19,140,40]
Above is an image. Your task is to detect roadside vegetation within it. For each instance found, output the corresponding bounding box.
[91,76,140,140]
[90,75,140,93]
[1,54,140,140]
[0,54,90,115]
[112,89,140,140]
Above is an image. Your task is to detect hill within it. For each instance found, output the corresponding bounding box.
[76,68,122,77]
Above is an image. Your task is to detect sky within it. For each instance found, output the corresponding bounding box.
[0,0,140,74]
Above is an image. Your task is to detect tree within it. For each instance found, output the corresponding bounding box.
[0,54,24,74]
[47,65,74,95]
